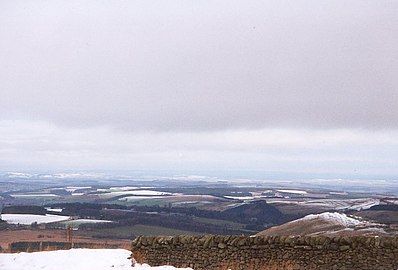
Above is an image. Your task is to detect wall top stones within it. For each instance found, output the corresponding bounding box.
[131,235,398,250]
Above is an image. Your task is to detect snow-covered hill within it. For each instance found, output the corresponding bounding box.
[0,249,192,270]
[257,212,392,236]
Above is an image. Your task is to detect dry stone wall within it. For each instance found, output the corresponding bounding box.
[131,235,398,270]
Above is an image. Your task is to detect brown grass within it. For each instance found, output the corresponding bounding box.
[0,228,130,252]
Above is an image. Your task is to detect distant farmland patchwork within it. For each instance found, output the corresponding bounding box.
[1,180,397,243]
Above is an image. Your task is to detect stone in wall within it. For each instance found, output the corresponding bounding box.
[131,235,398,270]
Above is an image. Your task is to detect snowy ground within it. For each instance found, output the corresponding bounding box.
[10,194,59,198]
[276,189,308,195]
[266,197,380,211]
[257,211,389,236]
[45,207,64,213]
[98,190,173,198]
[1,214,70,225]
[300,212,364,226]
[0,249,192,270]
[60,218,113,225]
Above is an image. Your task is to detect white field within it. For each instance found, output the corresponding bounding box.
[276,189,308,195]
[224,196,257,200]
[1,214,70,225]
[224,189,308,201]
[45,207,63,212]
[11,194,59,198]
[97,187,155,192]
[120,194,220,203]
[329,191,348,196]
[119,196,171,201]
[65,186,92,192]
[266,198,380,211]
[60,219,113,227]
[68,218,112,223]
[99,190,173,198]
[0,249,192,270]
[303,198,380,211]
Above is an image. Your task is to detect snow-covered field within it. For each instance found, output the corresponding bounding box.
[10,194,59,198]
[45,207,63,212]
[65,186,92,192]
[0,249,192,270]
[224,195,259,200]
[1,214,70,225]
[276,189,308,195]
[60,219,113,227]
[266,197,380,211]
[119,196,172,201]
[98,190,173,198]
[97,186,154,192]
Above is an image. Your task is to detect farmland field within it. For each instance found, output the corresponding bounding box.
[1,214,70,225]
[88,225,201,239]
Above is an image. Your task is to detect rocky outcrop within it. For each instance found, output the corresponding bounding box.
[131,235,398,270]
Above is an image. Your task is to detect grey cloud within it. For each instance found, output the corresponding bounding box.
[1,120,398,175]
[1,0,397,131]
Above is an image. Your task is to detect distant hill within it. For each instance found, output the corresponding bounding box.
[222,200,285,225]
[257,212,396,236]
[368,204,398,211]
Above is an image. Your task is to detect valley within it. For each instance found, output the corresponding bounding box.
[1,175,397,249]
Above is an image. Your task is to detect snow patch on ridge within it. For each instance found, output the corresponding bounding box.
[300,212,364,227]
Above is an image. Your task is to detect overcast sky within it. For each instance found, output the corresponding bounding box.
[1,0,397,178]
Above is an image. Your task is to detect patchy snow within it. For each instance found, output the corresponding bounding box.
[166,175,213,181]
[1,214,70,225]
[110,186,140,191]
[52,173,105,179]
[11,194,59,198]
[267,197,380,211]
[337,199,380,211]
[266,199,301,204]
[45,207,63,212]
[119,196,170,201]
[257,211,390,237]
[300,212,363,227]
[6,172,32,178]
[277,189,307,195]
[329,191,348,196]
[60,219,113,227]
[0,249,191,270]
[99,190,172,198]
[385,199,398,205]
[70,218,112,223]
[65,186,92,192]
[118,190,171,196]
[97,187,155,192]
[224,196,256,200]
